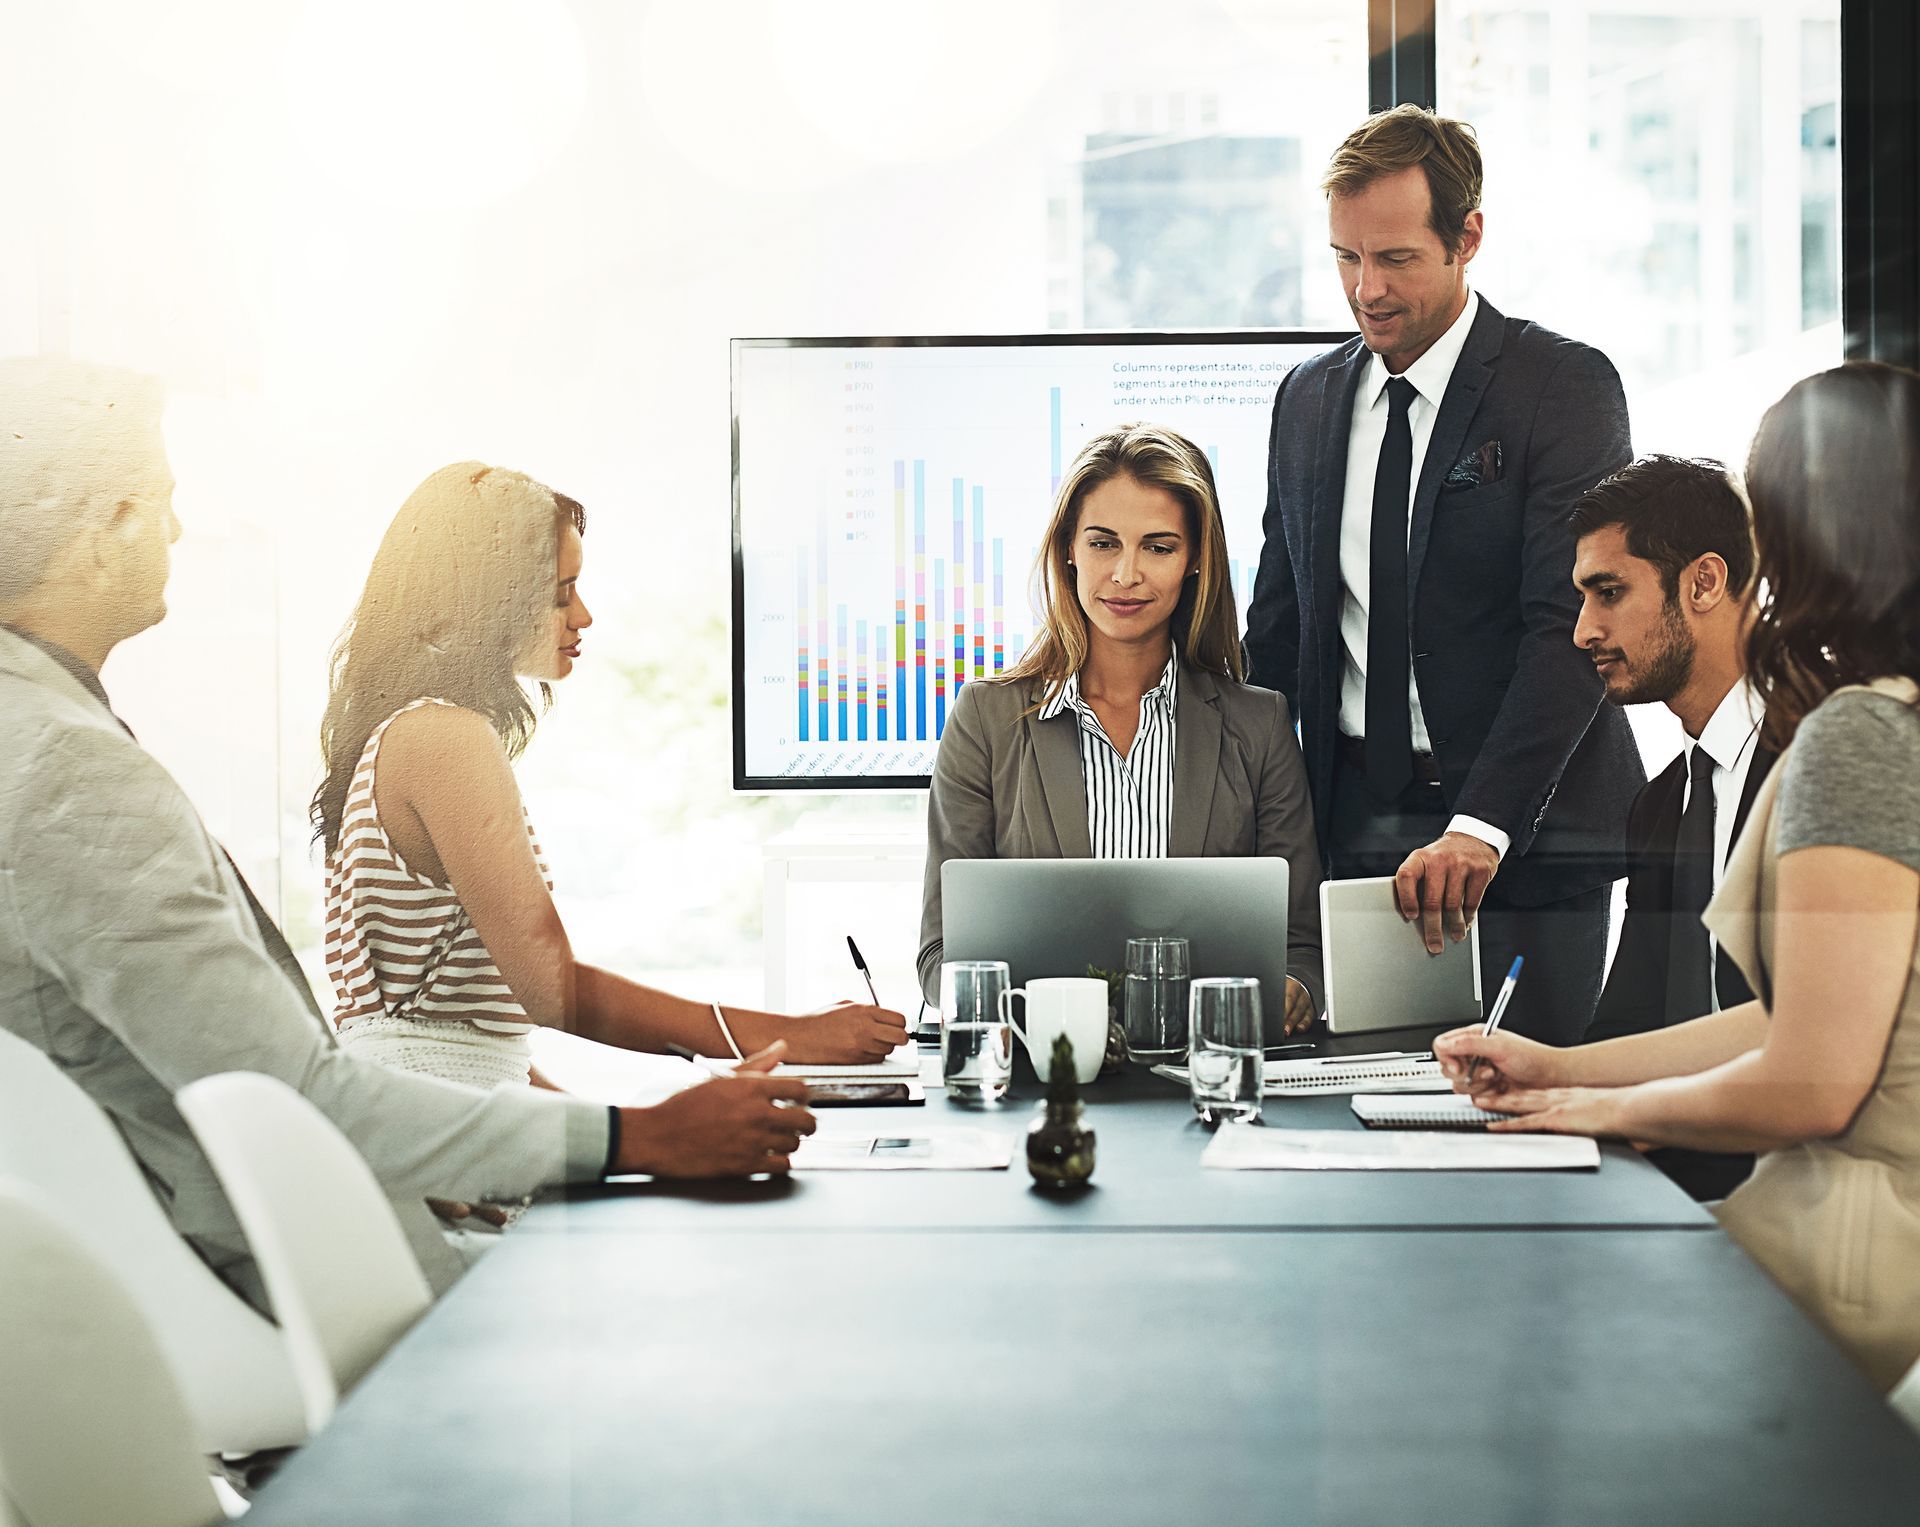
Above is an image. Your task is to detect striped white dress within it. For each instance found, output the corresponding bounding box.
[324,698,550,1090]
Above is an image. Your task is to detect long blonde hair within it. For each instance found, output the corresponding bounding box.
[1003,422,1243,709]
[311,463,585,854]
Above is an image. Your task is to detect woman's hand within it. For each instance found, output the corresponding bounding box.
[1481,1085,1631,1139]
[784,1000,910,1064]
[1433,1026,1570,1100]
[1281,977,1316,1037]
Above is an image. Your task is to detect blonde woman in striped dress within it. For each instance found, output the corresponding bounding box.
[314,464,906,1110]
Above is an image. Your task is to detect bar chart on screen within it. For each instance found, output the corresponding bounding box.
[734,333,1342,786]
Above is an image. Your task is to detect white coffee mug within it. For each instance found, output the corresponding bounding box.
[997,976,1108,1084]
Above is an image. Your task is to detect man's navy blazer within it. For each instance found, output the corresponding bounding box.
[1585,740,1777,1043]
[1243,295,1645,906]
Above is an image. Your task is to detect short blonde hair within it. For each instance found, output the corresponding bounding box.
[1322,105,1483,256]
[0,356,166,603]
[1003,422,1243,709]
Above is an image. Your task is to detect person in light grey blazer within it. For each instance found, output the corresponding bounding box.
[0,357,814,1314]
[918,423,1325,1032]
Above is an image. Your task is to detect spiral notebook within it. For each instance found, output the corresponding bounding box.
[1351,1093,1520,1130]
[1263,1054,1447,1096]
[1150,1052,1448,1096]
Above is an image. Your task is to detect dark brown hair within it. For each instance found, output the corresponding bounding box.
[1567,454,1756,599]
[311,463,585,853]
[1321,105,1483,257]
[1745,362,1920,750]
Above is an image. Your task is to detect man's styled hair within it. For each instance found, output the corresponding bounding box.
[1567,454,1757,598]
[0,356,166,604]
[1321,104,1484,256]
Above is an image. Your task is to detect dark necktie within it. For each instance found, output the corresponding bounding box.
[1365,377,1418,798]
[1664,743,1718,1025]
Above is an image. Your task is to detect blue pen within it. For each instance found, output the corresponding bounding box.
[1468,956,1523,1082]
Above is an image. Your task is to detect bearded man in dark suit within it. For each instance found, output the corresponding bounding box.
[1245,105,1643,1043]
[1570,454,1773,1199]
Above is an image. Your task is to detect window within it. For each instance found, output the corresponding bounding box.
[1437,1,1843,464]
[1436,1,1843,778]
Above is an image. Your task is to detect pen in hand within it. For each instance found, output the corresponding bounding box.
[1467,955,1523,1085]
[846,935,881,1007]
[665,1041,734,1077]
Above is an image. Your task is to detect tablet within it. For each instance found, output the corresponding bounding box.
[1319,875,1482,1034]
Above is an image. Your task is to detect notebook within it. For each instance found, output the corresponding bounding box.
[1150,1052,1448,1096]
[773,1054,923,1081]
[1262,1054,1447,1096]
[1351,1093,1522,1130]
[1202,1124,1601,1171]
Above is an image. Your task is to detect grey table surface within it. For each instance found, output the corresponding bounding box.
[531,1050,1714,1234]
[245,1226,1920,1527]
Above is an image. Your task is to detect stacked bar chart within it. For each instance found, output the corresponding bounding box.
[736,333,1342,785]
[793,457,1025,748]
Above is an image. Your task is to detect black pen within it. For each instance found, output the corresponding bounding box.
[846,935,881,1007]
[665,1041,734,1076]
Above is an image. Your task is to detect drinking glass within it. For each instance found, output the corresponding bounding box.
[1188,977,1263,1124]
[939,960,1013,1105]
[1122,936,1191,1061]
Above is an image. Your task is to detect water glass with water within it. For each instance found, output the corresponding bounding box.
[939,960,1013,1104]
[1188,977,1263,1124]
[1122,936,1191,1061]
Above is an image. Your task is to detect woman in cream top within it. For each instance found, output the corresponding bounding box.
[314,464,907,1106]
[1434,363,1920,1391]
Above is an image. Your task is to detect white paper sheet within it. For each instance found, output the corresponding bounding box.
[1201,1124,1601,1171]
[790,1127,1016,1171]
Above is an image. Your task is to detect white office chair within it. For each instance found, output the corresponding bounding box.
[177,1072,435,1433]
[1891,1352,1920,1435]
[0,1027,308,1455]
[0,1179,229,1527]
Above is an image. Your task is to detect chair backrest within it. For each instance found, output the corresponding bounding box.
[0,1179,226,1527]
[0,1028,307,1454]
[1892,1351,1920,1435]
[177,1072,435,1432]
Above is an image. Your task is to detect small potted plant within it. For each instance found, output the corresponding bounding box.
[1026,1033,1096,1190]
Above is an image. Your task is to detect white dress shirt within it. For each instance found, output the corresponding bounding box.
[1681,677,1767,1009]
[1334,289,1507,856]
[1039,652,1178,858]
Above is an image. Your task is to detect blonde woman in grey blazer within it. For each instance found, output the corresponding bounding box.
[918,423,1326,1034]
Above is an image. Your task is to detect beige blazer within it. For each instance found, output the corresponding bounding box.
[0,627,609,1308]
[916,657,1325,1011]
[1706,677,1920,1391]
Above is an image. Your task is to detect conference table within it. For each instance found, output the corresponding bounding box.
[247,1033,1920,1525]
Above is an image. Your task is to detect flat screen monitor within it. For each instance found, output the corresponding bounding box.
[732,330,1349,790]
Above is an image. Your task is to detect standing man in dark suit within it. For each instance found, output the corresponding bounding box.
[1245,106,1643,1043]
[1568,455,1769,1199]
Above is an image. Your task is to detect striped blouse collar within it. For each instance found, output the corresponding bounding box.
[1040,648,1180,722]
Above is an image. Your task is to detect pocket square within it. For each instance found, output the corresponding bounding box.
[1443,439,1504,489]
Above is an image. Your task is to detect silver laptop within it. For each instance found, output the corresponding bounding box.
[1320,875,1483,1034]
[941,858,1290,1005]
